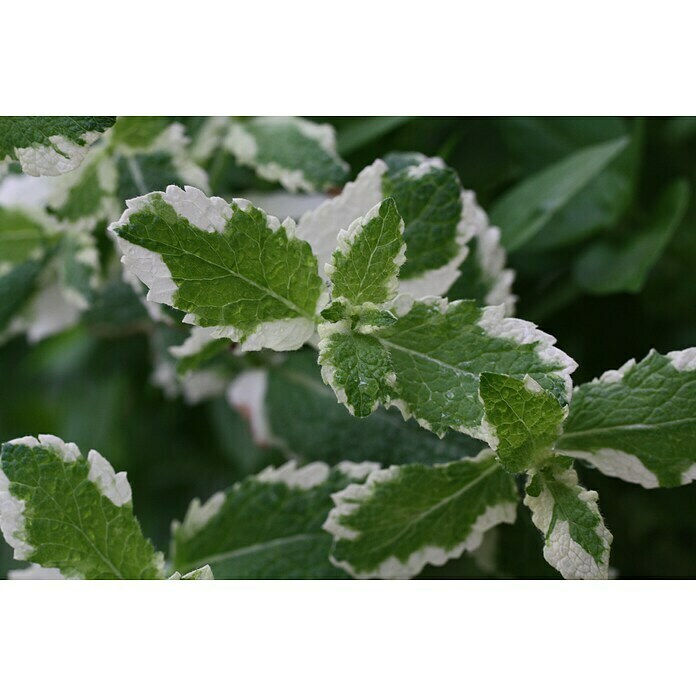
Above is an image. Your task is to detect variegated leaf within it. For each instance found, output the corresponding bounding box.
[524,459,612,579]
[111,186,325,351]
[319,297,576,441]
[0,435,164,579]
[297,154,493,299]
[558,349,696,488]
[324,450,517,579]
[170,460,380,579]
[0,117,115,176]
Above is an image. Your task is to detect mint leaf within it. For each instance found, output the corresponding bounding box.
[6,282,82,345]
[0,207,55,338]
[171,461,379,579]
[524,459,612,579]
[0,435,164,579]
[0,205,104,344]
[448,223,516,314]
[8,564,65,580]
[0,206,51,264]
[56,232,100,310]
[324,450,518,579]
[336,117,415,155]
[229,350,482,465]
[479,373,567,473]
[296,161,386,281]
[51,122,208,233]
[113,124,208,201]
[499,117,640,253]
[318,327,392,418]
[169,565,214,580]
[109,116,173,150]
[558,349,696,488]
[319,297,576,440]
[149,324,242,404]
[491,137,628,251]
[0,117,115,176]
[296,155,484,298]
[224,117,349,192]
[327,197,405,306]
[574,180,690,294]
[49,155,119,230]
[81,278,150,332]
[170,326,235,377]
[111,186,325,351]
[381,153,468,282]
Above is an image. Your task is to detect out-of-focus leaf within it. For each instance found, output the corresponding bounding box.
[336,117,415,156]
[641,199,696,329]
[526,119,644,252]
[574,180,690,295]
[0,117,115,176]
[662,117,696,145]
[224,117,349,193]
[499,116,627,176]
[491,137,628,251]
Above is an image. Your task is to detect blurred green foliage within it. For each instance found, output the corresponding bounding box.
[2,116,695,578]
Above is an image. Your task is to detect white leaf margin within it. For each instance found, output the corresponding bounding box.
[5,130,103,177]
[524,466,612,580]
[171,459,381,545]
[318,295,577,443]
[110,185,326,351]
[558,347,696,488]
[8,564,66,580]
[323,450,517,579]
[296,159,387,280]
[227,369,275,446]
[224,116,348,193]
[169,565,215,580]
[467,223,517,315]
[295,156,508,302]
[325,197,406,304]
[0,435,133,564]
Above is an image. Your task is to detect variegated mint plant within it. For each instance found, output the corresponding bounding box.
[0,116,694,581]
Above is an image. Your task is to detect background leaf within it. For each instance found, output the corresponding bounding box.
[491,136,628,251]
[573,179,690,294]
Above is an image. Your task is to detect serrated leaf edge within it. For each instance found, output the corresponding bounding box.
[319,296,577,443]
[467,222,517,314]
[8,130,102,177]
[111,185,325,351]
[477,304,577,402]
[325,197,406,305]
[296,159,387,279]
[524,466,612,580]
[0,435,135,567]
[323,450,517,579]
[394,156,477,299]
[478,373,569,456]
[224,117,348,193]
[559,348,696,488]
[171,460,382,561]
